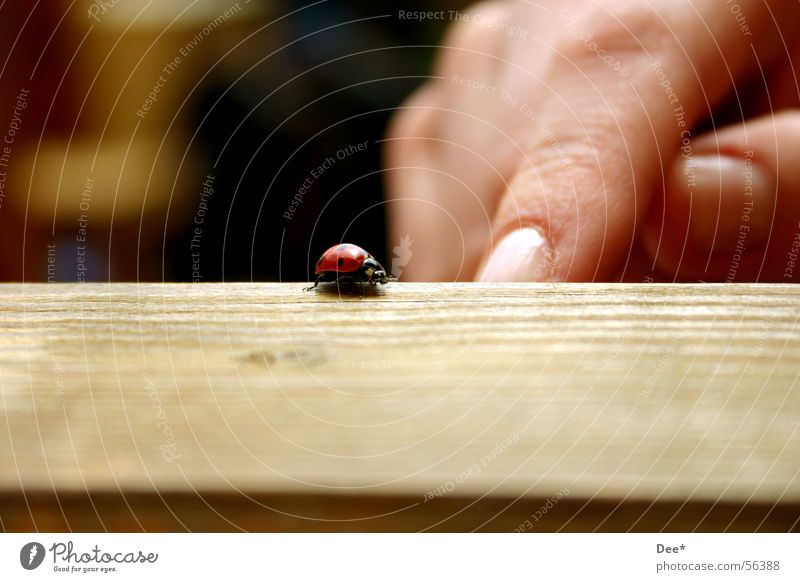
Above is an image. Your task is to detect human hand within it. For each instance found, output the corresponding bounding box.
[384,0,800,282]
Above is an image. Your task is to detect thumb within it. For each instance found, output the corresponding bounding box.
[477,1,793,282]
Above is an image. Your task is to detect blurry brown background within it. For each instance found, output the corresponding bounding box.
[0,0,463,282]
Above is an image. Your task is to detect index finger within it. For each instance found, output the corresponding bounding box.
[479,0,797,282]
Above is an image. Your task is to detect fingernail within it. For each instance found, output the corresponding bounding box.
[479,227,556,282]
[678,154,775,251]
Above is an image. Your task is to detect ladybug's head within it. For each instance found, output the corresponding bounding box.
[361,257,389,285]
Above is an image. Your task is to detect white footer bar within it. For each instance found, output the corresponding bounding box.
[1,533,797,581]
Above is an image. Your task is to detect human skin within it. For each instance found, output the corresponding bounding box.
[384,0,800,282]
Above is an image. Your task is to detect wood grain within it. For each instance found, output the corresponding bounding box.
[0,283,798,532]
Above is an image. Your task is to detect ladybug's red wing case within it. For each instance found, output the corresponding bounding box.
[315,244,370,274]
[305,242,391,294]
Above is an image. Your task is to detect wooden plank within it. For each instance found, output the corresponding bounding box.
[2,492,795,533]
[0,283,798,531]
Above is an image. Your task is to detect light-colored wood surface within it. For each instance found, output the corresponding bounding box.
[0,283,798,531]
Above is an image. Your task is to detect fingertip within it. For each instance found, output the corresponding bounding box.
[477,226,557,282]
[666,153,776,252]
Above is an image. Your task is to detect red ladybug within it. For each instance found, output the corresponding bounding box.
[305,243,391,294]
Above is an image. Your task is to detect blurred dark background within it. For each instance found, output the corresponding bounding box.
[0,0,466,282]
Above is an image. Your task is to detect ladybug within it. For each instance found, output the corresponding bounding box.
[305,243,392,295]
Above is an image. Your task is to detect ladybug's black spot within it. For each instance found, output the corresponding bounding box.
[337,258,344,267]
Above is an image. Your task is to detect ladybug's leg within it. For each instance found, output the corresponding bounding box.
[303,275,323,292]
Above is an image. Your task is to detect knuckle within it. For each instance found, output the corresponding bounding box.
[443,0,512,48]
[434,0,510,75]
[385,86,442,159]
[552,3,667,71]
